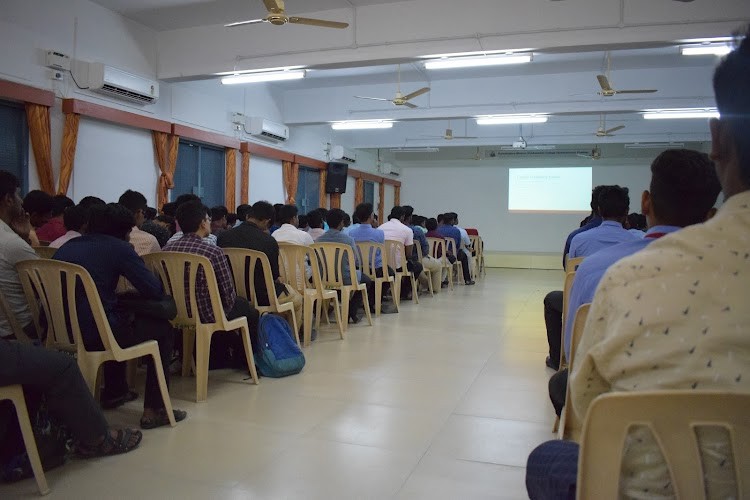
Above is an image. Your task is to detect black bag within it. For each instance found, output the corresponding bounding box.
[117,294,177,320]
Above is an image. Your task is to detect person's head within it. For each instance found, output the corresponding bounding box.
[388,206,406,222]
[446,212,458,225]
[161,201,177,217]
[278,204,299,225]
[175,200,210,237]
[0,170,24,224]
[118,189,149,227]
[401,205,414,224]
[155,214,175,235]
[248,201,274,230]
[711,26,750,199]
[297,214,309,230]
[590,185,607,215]
[412,215,426,228]
[343,212,351,227]
[326,208,347,230]
[226,213,238,227]
[210,205,228,230]
[62,205,87,232]
[50,195,74,218]
[76,196,106,233]
[87,203,136,241]
[643,149,721,228]
[436,213,445,224]
[144,207,157,221]
[626,213,647,231]
[174,193,200,207]
[307,210,323,229]
[22,190,54,227]
[597,185,630,222]
[426,217,438,231]
[273,203,284,222]
[236,204,251,222]
[354,203,374,225]
[315,207,329,222]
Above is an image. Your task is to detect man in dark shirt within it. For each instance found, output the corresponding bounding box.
[54,203,186,429]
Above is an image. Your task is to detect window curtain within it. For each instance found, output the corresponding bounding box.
[241,150,250,205]
[354,177,364,207]
[225,147,237,211]
[394,185,401,206]
[378,182,385,223]
[24,103,55,194]
[57,113,80,195]
[318,168,327,209]
[282,160,299,205]
[153,131,179,209]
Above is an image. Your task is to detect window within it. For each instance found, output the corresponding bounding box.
[172,141,225,208]
[295,167,320,215]
[0,100,29,193]
[363,180,375,206]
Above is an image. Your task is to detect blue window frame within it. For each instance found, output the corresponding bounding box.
[363,180,375,206]
[0,100,29,193]
[295,167,320,215]
[172,141,225,208]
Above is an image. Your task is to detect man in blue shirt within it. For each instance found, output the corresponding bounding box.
[562,186,607,268]
[438,213,474,285]
[547,148,722,417]
[568,185,638,258]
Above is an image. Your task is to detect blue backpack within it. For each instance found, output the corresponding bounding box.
[255,314,305,378]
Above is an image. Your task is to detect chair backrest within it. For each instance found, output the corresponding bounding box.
[445,238,459,257]
[560,270,577,367]
[278,243,323,295]
[312,243,359,288]
[222,248,277,308]
[0,287,33,343]
[469,235,479,254]
[355,241,387,278]
[143,252,226,327]
[16,259,119,355]
[566,256,584,273]
[32,246,56,259]
[384,239,408,272]
[559,303,590,440]
[426,237,448,265]
[414,240,426,261]
[568,303,590,369]
[577,391,750,499]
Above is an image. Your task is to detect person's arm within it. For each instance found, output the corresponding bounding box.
[118,244,163,299]
[269,239,281,281]
[212,249,237,311]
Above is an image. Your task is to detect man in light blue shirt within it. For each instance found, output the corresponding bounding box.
[547,148,722,417]
[568,185,638,259]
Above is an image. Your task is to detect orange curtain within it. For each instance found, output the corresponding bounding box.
[282,160,299,205]
[57,113,80,195]
[225,148,237,211]
[378,182,385,223]
[25,104,55,194]
[153,132,180,209]
[354,177,364,207]
[318,168,327,209]
[394,185,401,207]
[330,193,341,209]
[241,150,250,205]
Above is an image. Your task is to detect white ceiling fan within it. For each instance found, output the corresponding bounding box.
[354,65,430,109]
[225,0,349,29]
[596,53,657,97]
[595,114,625,137]
[421,120,477,140]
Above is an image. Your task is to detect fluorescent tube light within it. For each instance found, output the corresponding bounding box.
[391,147,440,153]
[642,108,719,120]
[221,70,305,84]
[425,54,532,70]
[476,114,548,125]
[680,45,731,56]
[624,142,686,149]
[331,120,394,130]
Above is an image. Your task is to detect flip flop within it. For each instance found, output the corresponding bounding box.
[140,409,187,430]
[76,428,142,458]
[101,390,139,409]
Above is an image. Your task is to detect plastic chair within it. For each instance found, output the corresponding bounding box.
[469,235,486,279]
[445,238,465,285]
[427,237,453,290]
[278,243,343,347]
[143,252,258,403]
[556,303,590,441]
[355,241,397,316]
[414,243,434,297]
[384,240,419,306]
[15,260,176,425]
[32,246,56,259]
[552,270,577,434]
[312,243,372,330]
[565,256,584,273]
[0,385,49,495]
[0,288,35,343]
[223,248,299,346]
[576,391,750,499]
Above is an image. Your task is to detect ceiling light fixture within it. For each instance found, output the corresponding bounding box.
[221,70,305,84]
[425,53,532,70]
[624,142,686,149]
[680,45,731,56]
[642,108,719,120]
[476,114,548,125]
[331,120,394,130]
[390,147,440,153]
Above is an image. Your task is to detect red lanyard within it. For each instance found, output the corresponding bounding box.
[644,232,667,239]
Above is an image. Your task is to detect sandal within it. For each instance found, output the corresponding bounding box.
[140,409,187,430]
[76,428,142,458]
[101,390,139,410]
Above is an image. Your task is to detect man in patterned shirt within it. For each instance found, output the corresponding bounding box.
[164,201,260,354]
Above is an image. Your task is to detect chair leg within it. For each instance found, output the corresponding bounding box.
[78,358,101,397]
[289,309,300,347]
[7,387,49,495]
[182,328,195,377]
[360,288,373,326]
[374,281,383,316]
[411,275,419,304]
[149,349,176,427]
[330,296,344,339]
[392,275,401,309]
[552,415,560,433]
[126,358,138,387]
[239,326,259,385]
[194,331,212,403]
[303,296,315,347]
[340,291,350,331]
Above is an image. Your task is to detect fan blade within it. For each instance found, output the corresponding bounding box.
[263,0,284,14]
[402,87,430,101]
[454,136,478,139]
[225,18,268,27]
[596,74,613,92]
[289,17,349,29]
[615,89,657,94]
[354,96,390,101]
[402,102,418,109]
[605,125,625,134]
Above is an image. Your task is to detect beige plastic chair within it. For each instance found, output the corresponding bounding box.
[576,391,750,500]
[15,260,176,425]
[0,385,49,495]
[355,241,397,316]
[223,248,300,346]
[557,303,590,441]
[559,270,577,369]
[278,243,343,347]
[427,237,453,290]
[0,288,35,343]
[384,240,419,307]
[32,246,56,259]
[414,242,434,297]
[312,242,372,330]
[143,252,258,403]
[565,256,584,273]
[445,238,464,285]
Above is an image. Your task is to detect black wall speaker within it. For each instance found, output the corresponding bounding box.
[325,162,349,194]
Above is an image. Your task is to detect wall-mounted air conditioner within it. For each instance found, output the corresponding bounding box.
[72,61,159,105]
[248,117,289,142]
[377,162,400,176]
[330,145,357,163]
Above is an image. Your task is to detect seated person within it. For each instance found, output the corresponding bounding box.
[54,203,187,429]
[272,205,315,246]
[36,194,73,242]
[403,208,442,293]
[437,212,474,285]
[140,206,171,247]
[425,216,454,287]
[626,212,647,238]
[165,194,217,246]
[21,189,53,235]
[210,205,229,236]
[379,206,423,299]
[49,204,87,249]
[118,190,161,256]
[306,210,326,240]
[563,185,606,267]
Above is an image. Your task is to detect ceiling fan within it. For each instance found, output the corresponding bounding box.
[225,0,349,29]
[596,53,657,97]
[354,65,430,109]
[595,114,625,137]
[578,146,602,160]
[461,147,486,161]
[421,120,477,140]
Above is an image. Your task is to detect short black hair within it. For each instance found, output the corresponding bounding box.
[343,212,351,227]
[210,205,228,222]
[278,204,298,225]
[326,208,347,229]
[307,210,323,229]
[22,190,54,215]
[590,185,607,213]
[0,170,19,200]
[176,200,209,234]
[87,203,135,241]
[436,213,445,223]
[297,215,309,228]
[161,202,177,217]
[627,213,647,231]
[649,149,721,227]
[78,196,106,211]
[388,206,406,220]
[250,201,274,223]
[426,218,438,231]
[226,213,238,226]
[402,205,414,217]
[412,215,425,227]
[63,205,87,232]
[354,203,373,223]
[597,185,630,219]
[236,204,251,221]
[713,27,750,185]
[144,207,157,220]
[118,189,148,216]
[174,193,200,207]
[51,195,74,217]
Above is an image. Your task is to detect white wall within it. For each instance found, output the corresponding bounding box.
[382,184,395,221]
[249,156,285,205]
[341,176,356,214]
[400,158,652,254]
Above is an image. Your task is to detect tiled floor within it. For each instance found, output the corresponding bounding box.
[2,268,562,499]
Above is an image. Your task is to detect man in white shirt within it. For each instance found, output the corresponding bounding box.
[379,206,423,299]
[272,205,315,246]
